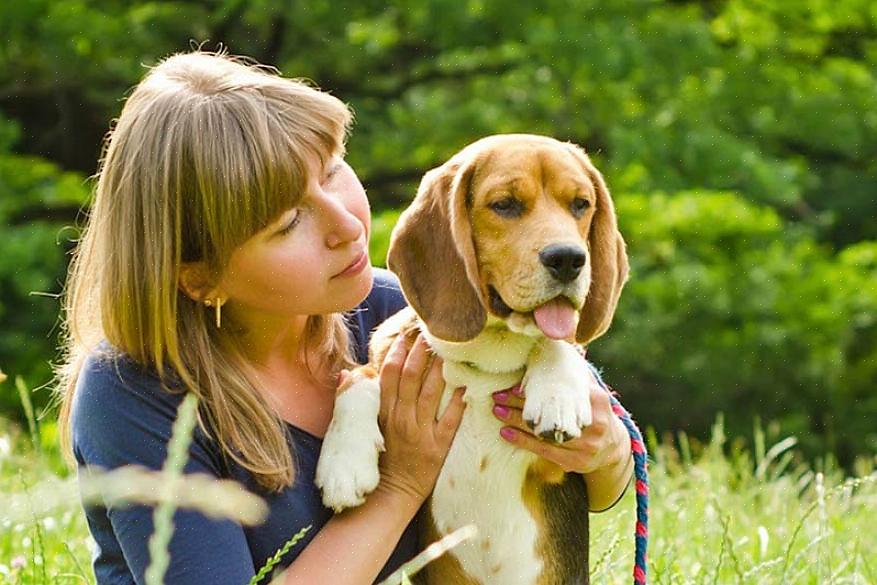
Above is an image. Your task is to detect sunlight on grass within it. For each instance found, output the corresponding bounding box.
[1,374,875,584]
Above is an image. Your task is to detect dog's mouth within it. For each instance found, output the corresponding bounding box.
[488,285,514,318]
[489,285,579,340]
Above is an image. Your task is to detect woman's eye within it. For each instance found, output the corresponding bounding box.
[278,211,301,235]
[322,161,342,184]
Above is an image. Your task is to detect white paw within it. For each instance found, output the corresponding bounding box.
[315,377,384,512]
[316,426,383,512]
[522,339,594,443]
[522,389,592,443]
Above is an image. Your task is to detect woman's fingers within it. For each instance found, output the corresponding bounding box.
[492,402,534,435]
[437,387,467,444]
[493,404,596,471]
[415,351,446,426]
[380,331,454,435]
[379,333,414,426]
[492,380,629,475]
[497,425,582,472]
[396,334,431,412]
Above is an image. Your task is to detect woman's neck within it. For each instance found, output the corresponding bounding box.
[230,306,312,367]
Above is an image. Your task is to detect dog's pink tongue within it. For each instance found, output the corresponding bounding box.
[533,298,577,339]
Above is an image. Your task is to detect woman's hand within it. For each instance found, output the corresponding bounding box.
[376,333,466,505]
[491,369,633,510]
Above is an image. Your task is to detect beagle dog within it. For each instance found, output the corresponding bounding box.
[316,134,629,584]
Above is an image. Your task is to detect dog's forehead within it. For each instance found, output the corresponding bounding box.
[472,143,593,195]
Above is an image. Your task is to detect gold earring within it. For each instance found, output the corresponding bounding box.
[203,298,222,328]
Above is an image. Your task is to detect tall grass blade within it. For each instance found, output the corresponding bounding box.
[144,393,199,585]
[377,524,477,585]
[15,376,41,455]
[755,437,797,481]
[249,525,311,585]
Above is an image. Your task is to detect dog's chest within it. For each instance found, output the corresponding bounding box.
[430,365,543,585]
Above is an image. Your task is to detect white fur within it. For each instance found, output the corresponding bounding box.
[431,360,543,584]
[316,307,593,584]
[424,324,592,584]
[315,372,384,512]
[521,340,594,441]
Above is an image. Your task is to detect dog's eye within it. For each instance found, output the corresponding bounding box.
[571,197,592,218]
[489,197,524,218]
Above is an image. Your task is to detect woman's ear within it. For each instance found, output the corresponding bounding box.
[178,261,221,303]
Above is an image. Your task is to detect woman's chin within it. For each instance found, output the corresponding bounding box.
[337,263,374,311]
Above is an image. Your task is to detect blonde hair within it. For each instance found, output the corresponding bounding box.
[57,50,355,491]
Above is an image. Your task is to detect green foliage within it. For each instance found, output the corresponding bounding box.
[597,190,877,463]
[0,117,89,417]
[369,208,402,268]
[592,419,877,584]
[0,0,875,460]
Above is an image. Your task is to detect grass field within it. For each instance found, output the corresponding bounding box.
[2,401,875,584]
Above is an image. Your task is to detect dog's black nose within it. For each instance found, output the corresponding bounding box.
[539,244,586,283]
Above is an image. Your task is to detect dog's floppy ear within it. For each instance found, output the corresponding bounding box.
[566,144,629,346]
[387,156,486,342]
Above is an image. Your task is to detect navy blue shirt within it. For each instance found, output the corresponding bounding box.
[71,269,413,584]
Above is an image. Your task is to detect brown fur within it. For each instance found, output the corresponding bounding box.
[387,134,628,346]
[377,135,626,583]
[522,463,590,585]
[368,313,422,365]
[415,505,483,585]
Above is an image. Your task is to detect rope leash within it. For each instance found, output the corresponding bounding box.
[588,363,649,585]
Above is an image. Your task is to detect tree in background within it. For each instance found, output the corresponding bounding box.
[1,0,874,462]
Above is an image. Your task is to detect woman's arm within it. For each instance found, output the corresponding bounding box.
[281,333,466,584]
[278,487,420,584]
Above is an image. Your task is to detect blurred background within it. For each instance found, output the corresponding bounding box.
[1,0,875,468]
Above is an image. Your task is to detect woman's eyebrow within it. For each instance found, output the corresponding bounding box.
[264,207,298,233]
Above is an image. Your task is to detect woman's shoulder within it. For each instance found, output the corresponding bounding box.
[354,267,408,331]
[346,268,408,364]
[367,267,406,314]
[72,345,183,424]
[70,344,221,473]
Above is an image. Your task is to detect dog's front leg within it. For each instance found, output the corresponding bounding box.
[521,340,593,443]
[315,368,384,512]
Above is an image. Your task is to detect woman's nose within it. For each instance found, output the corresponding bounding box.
[322,195,364,248]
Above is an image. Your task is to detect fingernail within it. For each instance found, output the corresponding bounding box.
[493,391,509,404]
[500,427,516,441]
[511,384,524,396]
[493,405,509,419]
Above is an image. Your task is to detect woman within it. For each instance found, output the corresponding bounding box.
[57,50,632,584]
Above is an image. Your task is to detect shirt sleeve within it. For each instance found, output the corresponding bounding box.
[71,354,256,585]
[369,268,408,319]
[348,269,410,364]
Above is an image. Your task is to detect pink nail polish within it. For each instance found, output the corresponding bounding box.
[500,427,516,441]
[493,391,509,404]
[493,405,509,419]
[511,384,524,396]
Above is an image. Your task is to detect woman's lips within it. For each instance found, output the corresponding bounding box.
[333,250,369,278]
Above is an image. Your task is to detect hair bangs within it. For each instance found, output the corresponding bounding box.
[184,78,352,271]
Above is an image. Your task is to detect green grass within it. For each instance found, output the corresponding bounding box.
[1,403,875,584]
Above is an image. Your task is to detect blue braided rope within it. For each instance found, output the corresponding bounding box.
[588,362,649,585]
